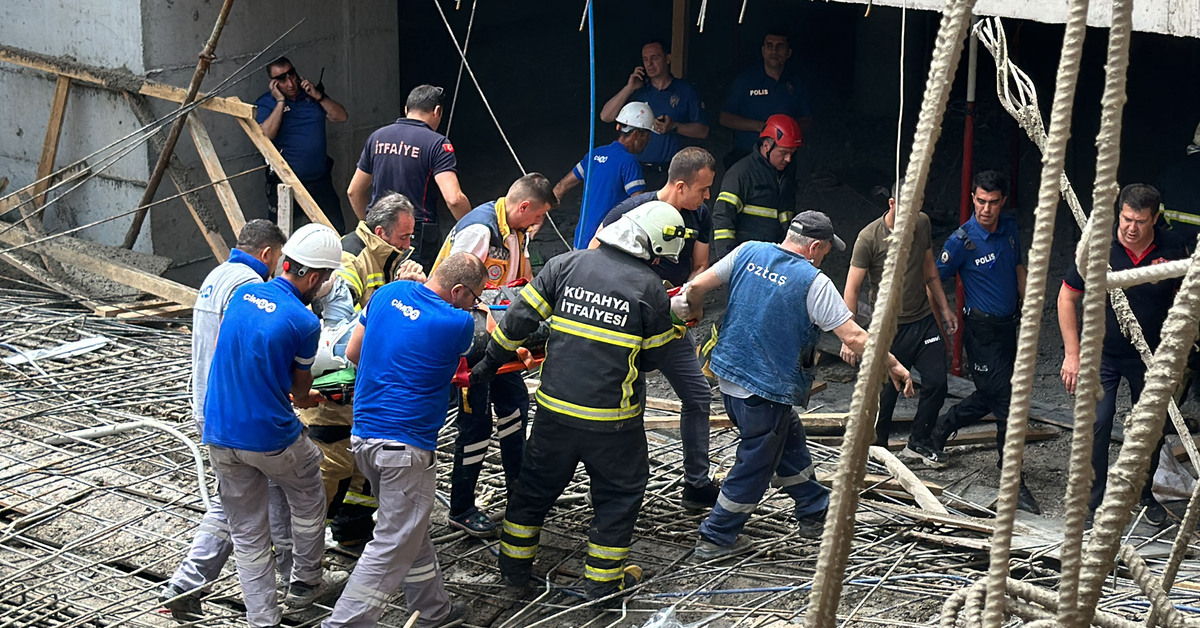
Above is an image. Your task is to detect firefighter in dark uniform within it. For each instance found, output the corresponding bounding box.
[1058,184,1188,526]
[471,201,688,599]
[346,85,472,271]
[431,174,558,537]
[928,170,1039,514]
[711,114,802,259]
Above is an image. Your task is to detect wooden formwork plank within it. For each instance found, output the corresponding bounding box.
[33,75,72,210]
[237,117,331,229]
[187,116,246,233]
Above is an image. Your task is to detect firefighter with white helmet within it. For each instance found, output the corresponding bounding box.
[202,222,348,626]
[470,200,688,600]
[553,101,658,249]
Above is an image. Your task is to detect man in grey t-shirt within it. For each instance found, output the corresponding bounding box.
[841,183,956,462]
[160,221,291,621]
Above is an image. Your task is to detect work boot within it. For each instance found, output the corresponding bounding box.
[1139,497,1169,526]
[448,508,497,538]
[692,535,753,561]
[414,598,468,628]
[795,508,827,538]
[1017,480,1041,515]
[158,584,203,623]
[585,564,643,601]
[680,479,721,511]
[899,439,948,468]
[285,569,349,609]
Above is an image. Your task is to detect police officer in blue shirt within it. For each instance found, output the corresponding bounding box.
[256,57,349,233]
[719,31,812,168]
[600,40,709,190]
[928,170,1039,514]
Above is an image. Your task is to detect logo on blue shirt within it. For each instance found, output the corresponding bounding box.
[391,298,422,321]
[242,292,277,313]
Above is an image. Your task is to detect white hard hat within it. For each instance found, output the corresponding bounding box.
[282,223,342,271]
[616,101,657,133]
[626,200,689,262]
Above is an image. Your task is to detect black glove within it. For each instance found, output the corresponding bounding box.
[470,354,503,387]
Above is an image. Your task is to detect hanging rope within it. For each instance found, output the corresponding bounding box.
[804,0,977,624]
[1117,544,1188,628]
[978,0,1091,625]
[975,18,1200,477]
[1075,252,1200,622]
[444,0,478,137]
[430,0,572,251]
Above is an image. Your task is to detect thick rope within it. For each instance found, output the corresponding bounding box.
[1150,450,1200,626]
[979,0,1090,624]
[1055,122,1117,626]
[1076,248,1200,623]
[1107,259,1191,289]
[803,0,976,624]
[942,578,1142,628]
[1117,544,1188,628]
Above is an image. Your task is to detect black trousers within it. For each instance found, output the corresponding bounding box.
[876,314,949,446]
[932,314,1017,461]
[266,164,346,235]
[1091,356,1163,510]
[449,372,529,517]
[498,410,647,598]
[410,221,444,273]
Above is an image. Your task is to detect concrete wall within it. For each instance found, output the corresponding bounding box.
[140,1,400,282]
[0,1,399,282]
[0,0,153,253]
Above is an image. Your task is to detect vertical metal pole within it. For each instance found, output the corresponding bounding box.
[952,20,978,376]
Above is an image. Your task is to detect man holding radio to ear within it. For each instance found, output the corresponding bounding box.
[256,56,349,233]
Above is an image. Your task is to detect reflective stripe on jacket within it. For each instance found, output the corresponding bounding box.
[485,246,680,431]
[712,151,796,245]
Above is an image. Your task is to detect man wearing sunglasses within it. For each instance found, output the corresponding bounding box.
[256,57,349,233]
[429,174,557,538]
[591,147,722,512]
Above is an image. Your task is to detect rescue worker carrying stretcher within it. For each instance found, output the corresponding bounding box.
[432,173,558,537]
[302,193,425,552]
[673,211,914,560]
[469,201,689,599]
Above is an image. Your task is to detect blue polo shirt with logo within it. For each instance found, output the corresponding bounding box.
[203,277,321,452]
[570,141,646,248]
[352,281,474,451]
[937,214,1023,317]
[255,92,329,181]
[630,78,707,166]
[356,118,458,224]
[722,66,811,152]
